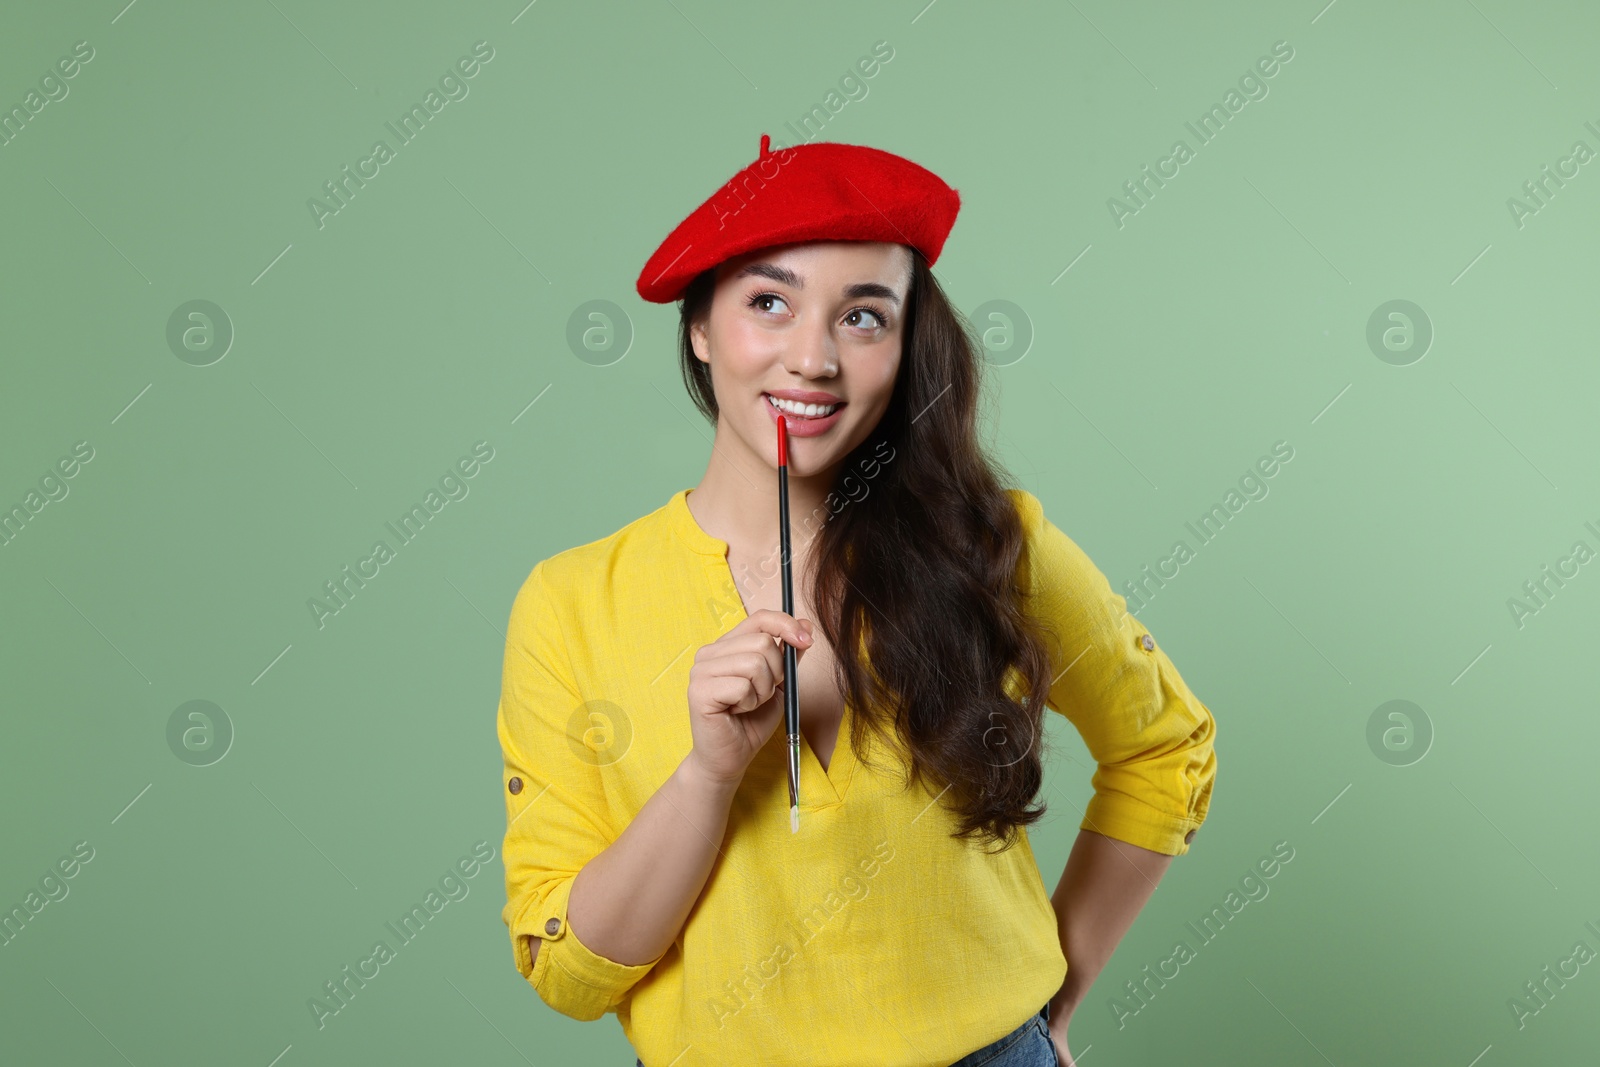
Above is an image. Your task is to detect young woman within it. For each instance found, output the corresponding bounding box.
[497,135,1218,1067]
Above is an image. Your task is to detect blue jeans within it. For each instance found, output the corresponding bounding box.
[632,1002,1055,1067]
[946,1002,1056,1067]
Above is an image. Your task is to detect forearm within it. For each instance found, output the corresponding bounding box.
[558,752,737,967]
[1047,828,1174,1024]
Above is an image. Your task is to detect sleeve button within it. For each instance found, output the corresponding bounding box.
[1184,829,1197,844]
[508,776,523,794]
[544,917,562,936]
[1140,634,1155,651]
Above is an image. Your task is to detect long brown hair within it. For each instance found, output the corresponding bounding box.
[676,248,1060,853]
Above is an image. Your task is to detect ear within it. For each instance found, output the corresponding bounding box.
[689,316,711,365]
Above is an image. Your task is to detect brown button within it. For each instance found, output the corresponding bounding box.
[1184,829,1197,844]
[508,776,523,795]
[1141,634,1155,652]
[544,917,561,936]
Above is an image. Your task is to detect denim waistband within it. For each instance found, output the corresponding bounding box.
[945,1002,1051,1067]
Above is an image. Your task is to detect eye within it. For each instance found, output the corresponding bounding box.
[745,290,790,315]
[844,305,889,331]
[744,290,890,331]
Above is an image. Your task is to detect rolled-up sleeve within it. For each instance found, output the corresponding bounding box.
[1013,490,1218,856]
[497,560,663,1021]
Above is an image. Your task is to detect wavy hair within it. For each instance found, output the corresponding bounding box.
[676,248,1060,853]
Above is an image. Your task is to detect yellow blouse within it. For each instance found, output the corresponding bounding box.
[497,486,1217,1066]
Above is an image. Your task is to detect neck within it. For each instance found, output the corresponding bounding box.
[687,420,845,570]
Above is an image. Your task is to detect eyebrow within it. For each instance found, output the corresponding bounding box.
[733,261,903,307]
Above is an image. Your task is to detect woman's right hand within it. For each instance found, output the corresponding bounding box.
[685,609,813,788]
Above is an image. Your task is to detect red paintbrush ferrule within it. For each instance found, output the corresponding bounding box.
[776,412,788,466]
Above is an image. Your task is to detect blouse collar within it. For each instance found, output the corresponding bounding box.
[666,488,731,559]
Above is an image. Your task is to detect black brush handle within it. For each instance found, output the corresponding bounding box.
[778,463,800,813]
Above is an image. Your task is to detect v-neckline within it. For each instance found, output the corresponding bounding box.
[670,487,856,806]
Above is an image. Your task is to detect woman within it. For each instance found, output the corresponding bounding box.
[497,134,1218,1067]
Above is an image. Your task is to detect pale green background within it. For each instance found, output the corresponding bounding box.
[3,0,1597,1064]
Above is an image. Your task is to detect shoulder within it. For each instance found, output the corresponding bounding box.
[509,497,677,623]
[1000,487,1107,601]
[1002,487,1044,530]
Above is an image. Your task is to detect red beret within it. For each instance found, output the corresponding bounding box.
[636,133,961,304]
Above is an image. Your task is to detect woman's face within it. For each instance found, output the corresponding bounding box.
[690,240,913,478]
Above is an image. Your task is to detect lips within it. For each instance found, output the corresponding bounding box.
[765,388,843,410]
[762,393,845,437]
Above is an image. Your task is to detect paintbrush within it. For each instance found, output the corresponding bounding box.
[777,413,801,833]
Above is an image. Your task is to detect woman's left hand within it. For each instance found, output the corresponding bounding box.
[1045,1015,1075,1066]
[1043,1004,1081,1067]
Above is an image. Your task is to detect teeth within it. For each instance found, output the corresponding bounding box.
[767,395,840,418]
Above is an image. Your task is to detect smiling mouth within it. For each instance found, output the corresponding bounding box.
[764,394,844,419]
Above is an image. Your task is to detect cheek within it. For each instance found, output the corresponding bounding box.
[857,351,901,403]
[707,329,773,406]
[715,318,781,372]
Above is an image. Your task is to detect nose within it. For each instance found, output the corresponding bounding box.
[782,315,839,378]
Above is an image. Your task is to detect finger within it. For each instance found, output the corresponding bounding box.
[716,637,788,696]
[741,649,781,706]
[748,626,811,658]
[726,630,800,657]
[704,673,757,713]
[711,650,777,710]
[734,608,812,649]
